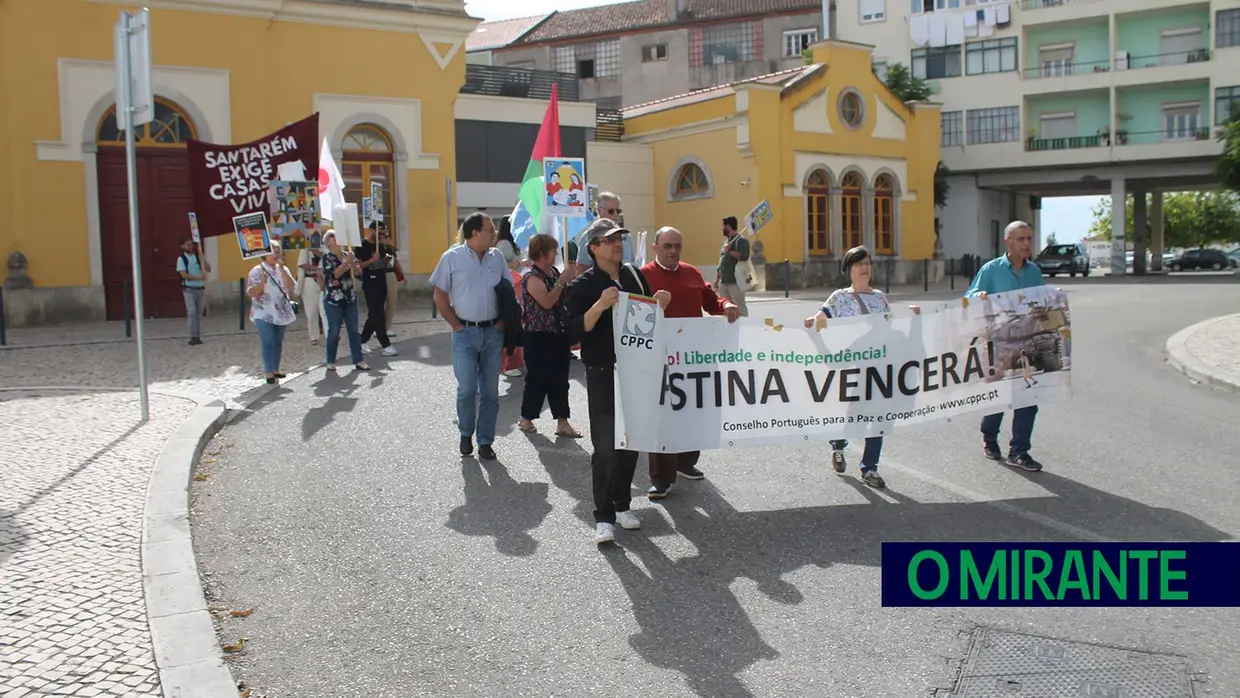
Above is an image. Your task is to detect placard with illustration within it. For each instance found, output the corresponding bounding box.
[543,157,588,217]
[233,212,273,260]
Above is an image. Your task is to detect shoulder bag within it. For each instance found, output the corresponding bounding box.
[262,264,301,317]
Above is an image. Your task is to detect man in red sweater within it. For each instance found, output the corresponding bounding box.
[640,226,740,499]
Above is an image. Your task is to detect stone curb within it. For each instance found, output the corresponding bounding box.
[1164,313,1240,394]
[139,392,236,698]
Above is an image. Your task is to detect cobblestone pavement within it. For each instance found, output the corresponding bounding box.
[0,390,195,697]
[1183,313,1240,383]
[0,305,451,406]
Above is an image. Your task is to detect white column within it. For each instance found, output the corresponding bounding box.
[1150,191,1164,272]
[862,187,876,252]
[1110,178,1127,275]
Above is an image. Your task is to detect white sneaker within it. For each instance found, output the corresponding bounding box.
[615,511,641,530]
[595,523,615,544]
[382,346,398,356]
[361,344,373,354]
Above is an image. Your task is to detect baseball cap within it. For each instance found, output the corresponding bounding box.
[581,218,629,247]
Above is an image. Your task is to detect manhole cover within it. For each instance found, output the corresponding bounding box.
[946,628,1196,697]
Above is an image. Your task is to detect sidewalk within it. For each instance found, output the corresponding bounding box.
[1165,313,1240,393]
[0,390,196,697]
[0,309,455,698]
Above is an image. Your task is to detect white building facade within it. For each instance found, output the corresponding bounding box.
[837,0,1239,272]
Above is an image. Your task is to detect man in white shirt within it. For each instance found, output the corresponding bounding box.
[430,212,509,460]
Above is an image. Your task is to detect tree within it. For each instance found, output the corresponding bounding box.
[1088,191,1240,248]
[1217,112,1240,193]
[1046,232,1059,246]
[934,161,950,209]
[883,63,932,102]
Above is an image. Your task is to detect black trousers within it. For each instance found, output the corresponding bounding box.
[360,276,390,348]
[649,451,701,487]
[586,365,638,524]
[521,331,571,421]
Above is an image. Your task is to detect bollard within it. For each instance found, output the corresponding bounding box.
[783,259,791,298]
[0,286,6,346]
[923,258,929,292]
[238,278,245,331]
[124,281,132,339]
[949,257,955,291]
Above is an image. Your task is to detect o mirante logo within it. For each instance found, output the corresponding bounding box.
[881,542,1240,607]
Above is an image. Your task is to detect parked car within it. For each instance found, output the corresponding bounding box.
[1035,243,1090,277]
[1167,248,1237,271]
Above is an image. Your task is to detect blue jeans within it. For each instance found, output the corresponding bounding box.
[452,325,504,446]
[981,405,1038,455]
[830,438,884,471]
[324,301,364,365]
[254,319,287,374]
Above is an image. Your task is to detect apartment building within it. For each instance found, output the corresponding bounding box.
[838,0,1237,272]
[473,0,829,109]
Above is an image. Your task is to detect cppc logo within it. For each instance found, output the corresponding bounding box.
[620,299,657,350]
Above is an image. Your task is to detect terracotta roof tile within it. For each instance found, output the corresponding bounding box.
[467,13,553,51]
[622,64,820,118]
[517,0,822,45]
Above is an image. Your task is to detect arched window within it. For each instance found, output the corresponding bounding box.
[342,124,396,244]
[673,163,709,197]
[841,171,863,251]
[806,169,830,255]
[874,174,895,255]
[97,97,197,146]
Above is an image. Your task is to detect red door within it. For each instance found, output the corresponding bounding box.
[98,149,195,320]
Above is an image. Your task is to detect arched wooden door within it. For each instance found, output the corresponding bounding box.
[96,98,197,320]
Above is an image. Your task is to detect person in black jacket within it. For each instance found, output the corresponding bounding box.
[566,218,670,545]
[495,274,523,361]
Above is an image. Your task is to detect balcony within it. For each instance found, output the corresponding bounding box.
[1025,135,1104,150]
[1020,0,1102,9]
[460,65,580,101]
[1114,5,1211,82]
[1021,0,1193,24]
[595,109,624,143]
[1023,19,1111,92]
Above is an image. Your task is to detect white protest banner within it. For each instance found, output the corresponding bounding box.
[613,291,666,451]
[614,287,1072,452]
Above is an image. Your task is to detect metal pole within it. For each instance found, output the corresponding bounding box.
[0,287,6,346]
[120,10,149,423]
[884,258,891,294]
[238,278,245,331]
[950,257,955,291]
[923,258,929,292]
[783,259,790,298]
[124,281,132,339]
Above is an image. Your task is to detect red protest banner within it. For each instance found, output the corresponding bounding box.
[186,113,319,237]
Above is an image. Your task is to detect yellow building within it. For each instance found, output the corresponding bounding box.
[0,0,476,324]
[618,39,943,287]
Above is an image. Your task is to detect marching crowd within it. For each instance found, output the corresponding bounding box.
[176,193,1051,546]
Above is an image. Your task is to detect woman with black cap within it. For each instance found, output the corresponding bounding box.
[803,245,920,488]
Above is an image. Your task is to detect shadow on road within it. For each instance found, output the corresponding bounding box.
[445,458,552,556]
[505,437,1230,696]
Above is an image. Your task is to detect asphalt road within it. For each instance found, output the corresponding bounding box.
[192,276,1240,698]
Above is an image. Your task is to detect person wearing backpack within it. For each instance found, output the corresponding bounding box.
[176,237,211,345]
[566,218,670,545]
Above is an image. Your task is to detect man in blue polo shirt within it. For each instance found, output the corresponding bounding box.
[176,237,210,345]
[965,220,1046,472]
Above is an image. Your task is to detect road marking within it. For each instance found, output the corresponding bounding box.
[851,445,1113,543]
